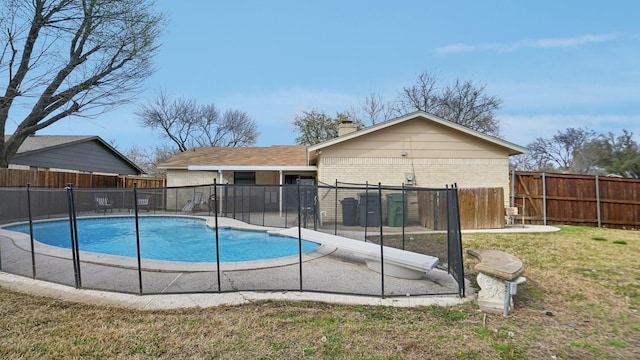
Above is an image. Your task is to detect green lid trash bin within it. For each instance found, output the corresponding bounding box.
[386,193,408,227]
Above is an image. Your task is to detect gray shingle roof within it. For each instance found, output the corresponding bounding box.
[6,135,96,154]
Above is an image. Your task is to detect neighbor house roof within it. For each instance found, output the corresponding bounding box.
[158,145,316,171]
[308,111,527,158]
[13,135,94,153]
[6,135,144,175]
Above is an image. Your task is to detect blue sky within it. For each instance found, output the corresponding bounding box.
[28,0,640,151]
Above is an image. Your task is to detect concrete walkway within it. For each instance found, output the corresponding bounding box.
[0,272,470,310]
[0,217,560,310]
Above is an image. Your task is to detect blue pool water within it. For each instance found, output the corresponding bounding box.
[4,217,320,262]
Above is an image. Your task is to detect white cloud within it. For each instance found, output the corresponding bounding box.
[532,33,619,48]
[432,43,477,55]
[434,33,621,55]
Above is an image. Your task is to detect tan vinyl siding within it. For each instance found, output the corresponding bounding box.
[321,119,505,159]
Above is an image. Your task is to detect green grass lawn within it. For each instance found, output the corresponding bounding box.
[0,225,638,359]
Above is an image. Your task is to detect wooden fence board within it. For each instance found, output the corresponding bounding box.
[458,188,504,229]
[0,168,163,189]
[418,191,447,230]
[418,187,504,230]
[511,171,640,229]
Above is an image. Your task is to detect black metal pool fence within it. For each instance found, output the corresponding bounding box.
[0,182,465,298]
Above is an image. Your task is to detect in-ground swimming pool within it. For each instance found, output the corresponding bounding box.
[4,216,320,262]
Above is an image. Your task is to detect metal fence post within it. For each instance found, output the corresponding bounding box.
[213,179,221,292]
[66,184,81,288]
[174,187,178,214]
[401,183,406,250]
[283,184,288,226]
[297,181,303,291]
[27,184,36,278]
[364,181,369,241]
[248,185,252,224]
[262,185,266,227]
[446,184,451,275]
[378,183,385,299]
[454,184,465,297]
[133,184,143,295]
[334,179,338,235]
[445,183,465,298]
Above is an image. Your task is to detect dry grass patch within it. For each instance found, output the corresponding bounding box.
[366,233,449,265]
[463,226,640,359]
[0,225,638,359]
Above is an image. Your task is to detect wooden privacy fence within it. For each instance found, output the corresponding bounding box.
[419,187,504,230]
[512,171,640,229]
[0,168,164,188]
[459,187,504,229]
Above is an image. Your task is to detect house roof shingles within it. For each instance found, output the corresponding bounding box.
[8,135,95,153]
[158,145,309,169]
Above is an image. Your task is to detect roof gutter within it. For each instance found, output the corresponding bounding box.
[188,165,317,171]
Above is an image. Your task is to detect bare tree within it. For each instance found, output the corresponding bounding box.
[397,71,440,115]
[395,71,503,136]
[137,93,197,152]
[124,143,177,176]
[0,0,165,167]
[525,127,597,173]
[217,109,259,147]
[358,91,395,125]
[137,92,259,151]
[510,152,556,172]
[438,79,502,136]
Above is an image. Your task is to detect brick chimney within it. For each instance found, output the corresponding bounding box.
[338,119,358,137]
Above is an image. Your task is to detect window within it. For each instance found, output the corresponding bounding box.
[234,172,256,184]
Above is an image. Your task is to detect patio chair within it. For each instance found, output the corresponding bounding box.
[94,192,113,213]
[294,195,318,228]
[137,194,151,212]
[182,192,203,213]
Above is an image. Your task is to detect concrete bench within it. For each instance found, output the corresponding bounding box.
[274,228,439,280]
[467,249,527,315]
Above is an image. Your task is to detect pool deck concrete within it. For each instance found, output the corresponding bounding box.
[0,216,560,310]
